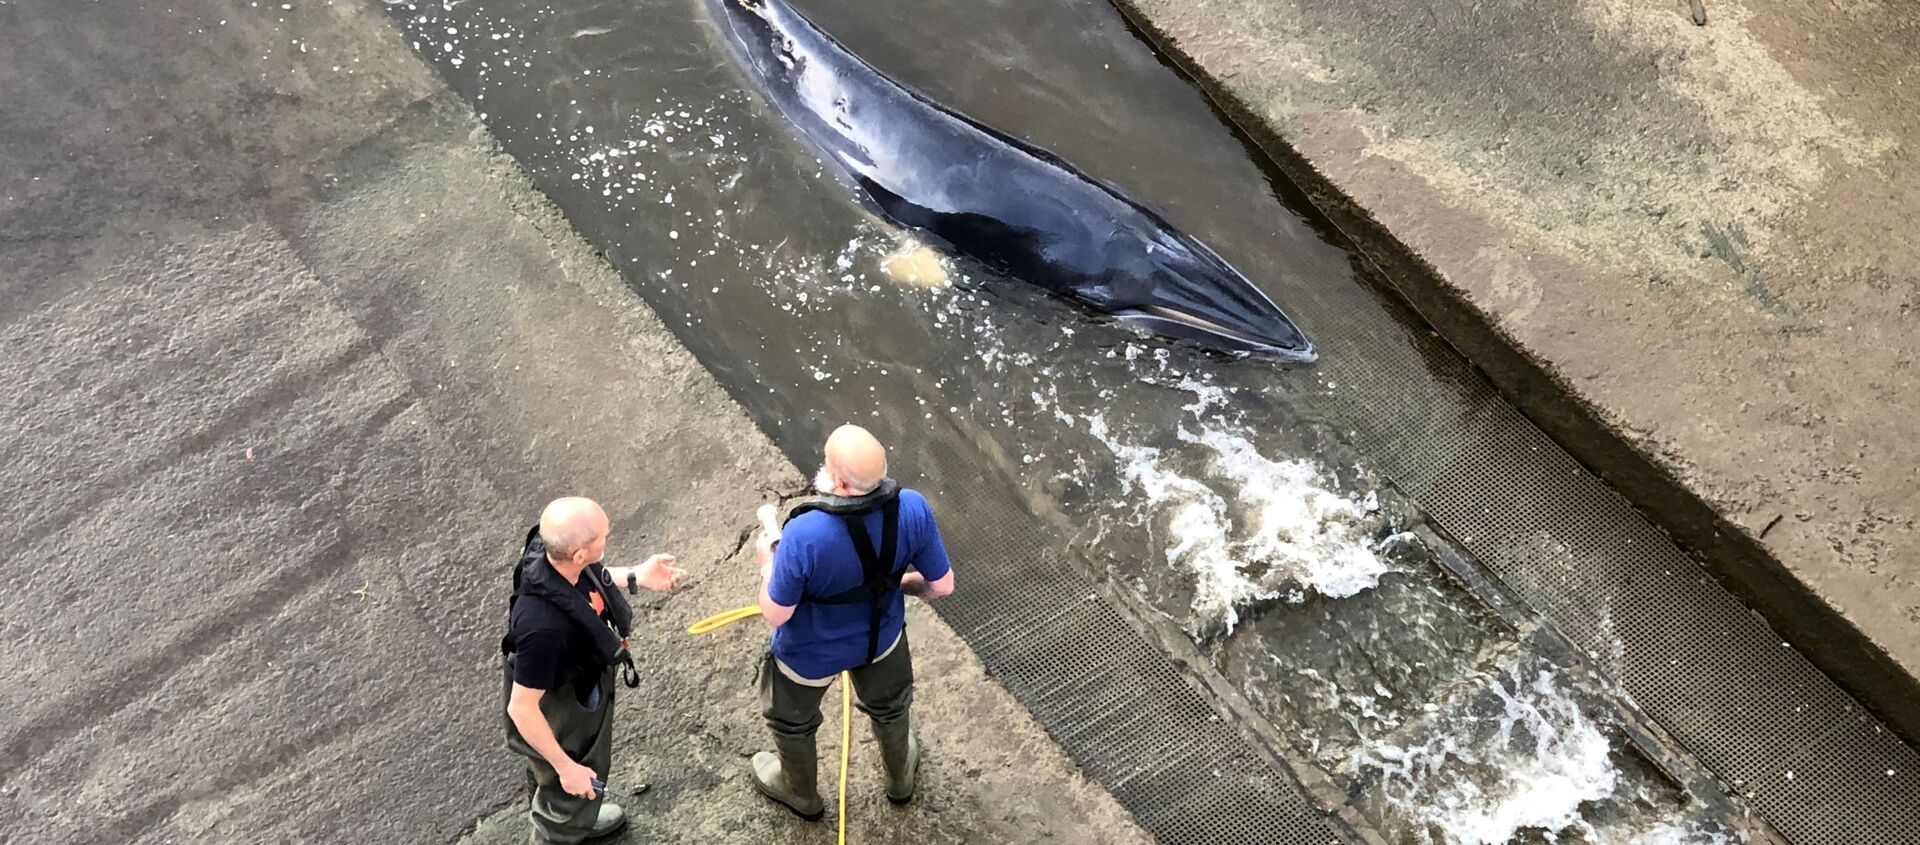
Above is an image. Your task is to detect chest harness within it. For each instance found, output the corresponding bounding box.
[786,479,904,666]
[500,523,641,690]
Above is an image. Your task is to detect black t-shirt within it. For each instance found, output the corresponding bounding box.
[509,566,617,699]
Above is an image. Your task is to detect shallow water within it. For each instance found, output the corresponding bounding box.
[381,1,1756,841]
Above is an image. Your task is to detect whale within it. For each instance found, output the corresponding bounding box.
[706,0,1315,361]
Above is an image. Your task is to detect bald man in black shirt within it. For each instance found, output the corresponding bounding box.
[503,497,684,843]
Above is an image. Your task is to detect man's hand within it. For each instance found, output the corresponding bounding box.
[754,533,778,580]
[634,553,685,592]
[558,760,599,799]
[899,570,954,600]
[899,571,929,597]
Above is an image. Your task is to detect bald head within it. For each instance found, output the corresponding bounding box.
[539,496,609,568]
[818,425,888,496]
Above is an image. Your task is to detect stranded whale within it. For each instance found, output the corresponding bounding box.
[707,0,1315,361]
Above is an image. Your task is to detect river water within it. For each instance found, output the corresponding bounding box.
[382,0,1760,841]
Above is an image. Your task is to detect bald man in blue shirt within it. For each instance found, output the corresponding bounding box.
[749,425,955,820]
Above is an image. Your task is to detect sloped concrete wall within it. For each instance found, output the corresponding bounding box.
[1111,0,1920,740]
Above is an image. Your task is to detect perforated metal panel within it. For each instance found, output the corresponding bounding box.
[911,437,1349,845]
[1309,306,1920,845]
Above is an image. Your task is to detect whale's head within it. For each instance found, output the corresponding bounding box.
[707,0,785,79]
[1113,232,1316,362]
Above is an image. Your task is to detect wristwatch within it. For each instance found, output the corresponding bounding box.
[626,570,639,595]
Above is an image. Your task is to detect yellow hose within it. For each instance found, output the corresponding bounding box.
[688,605,854,845]
[837,668,851,845]
[685,604,764,635]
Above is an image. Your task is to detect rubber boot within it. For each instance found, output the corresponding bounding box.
[872,719,920,805]
[752,737,825,821]
[587,803,627,839]
[526,802,624,845]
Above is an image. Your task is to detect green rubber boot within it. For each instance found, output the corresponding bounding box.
[752,737,825,821]
[872,719,920,805]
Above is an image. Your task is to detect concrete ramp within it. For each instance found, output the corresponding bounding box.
[0,3,1150,842]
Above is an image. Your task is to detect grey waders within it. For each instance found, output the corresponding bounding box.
[750,716,917,816]
[505,663,627,843]
[758,636,920,818]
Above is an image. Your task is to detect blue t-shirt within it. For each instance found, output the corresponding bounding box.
[768,489,952,679]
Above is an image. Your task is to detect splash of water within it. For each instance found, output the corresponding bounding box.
[1360,668,1617,844]
[1186,426,1390,602]
[1349,662,1747,845]
[1087,417,1389,633]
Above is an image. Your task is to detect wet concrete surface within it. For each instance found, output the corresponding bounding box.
[8,0,1910,842]
[368,0,1798,842]
[1110,0,1920,739]
[0,2,1151,842]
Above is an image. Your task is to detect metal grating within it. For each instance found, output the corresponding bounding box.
[1322,342,1920,845]
[916,432,1347,844]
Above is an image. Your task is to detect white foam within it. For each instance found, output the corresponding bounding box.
[1174,375,1232,417]
[1188,427,1390,601]
[1089,418,1389,633]
[1362,669,1645,845]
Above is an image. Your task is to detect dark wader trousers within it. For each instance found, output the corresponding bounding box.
[505,661,617,844]
[763,633,915,743]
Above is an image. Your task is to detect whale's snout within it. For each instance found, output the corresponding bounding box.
[1117,238,1315,361]
[1114,305,1315,362]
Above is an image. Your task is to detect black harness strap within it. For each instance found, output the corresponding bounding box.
[500,523,546,657]
[836,498,902,665]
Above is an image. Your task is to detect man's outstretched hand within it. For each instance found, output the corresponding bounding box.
[634,553,685,591]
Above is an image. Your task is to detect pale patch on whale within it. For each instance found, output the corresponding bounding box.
[880,238,950,288]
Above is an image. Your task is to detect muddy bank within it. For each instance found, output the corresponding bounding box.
[0,2,1148,841]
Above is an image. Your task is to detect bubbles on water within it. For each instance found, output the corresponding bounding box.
[397,2,546,101]
[1351,655,1747,845]
[1084,414,1391,636]
[1175,376,1233,417]
[1364,665,1619,844]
